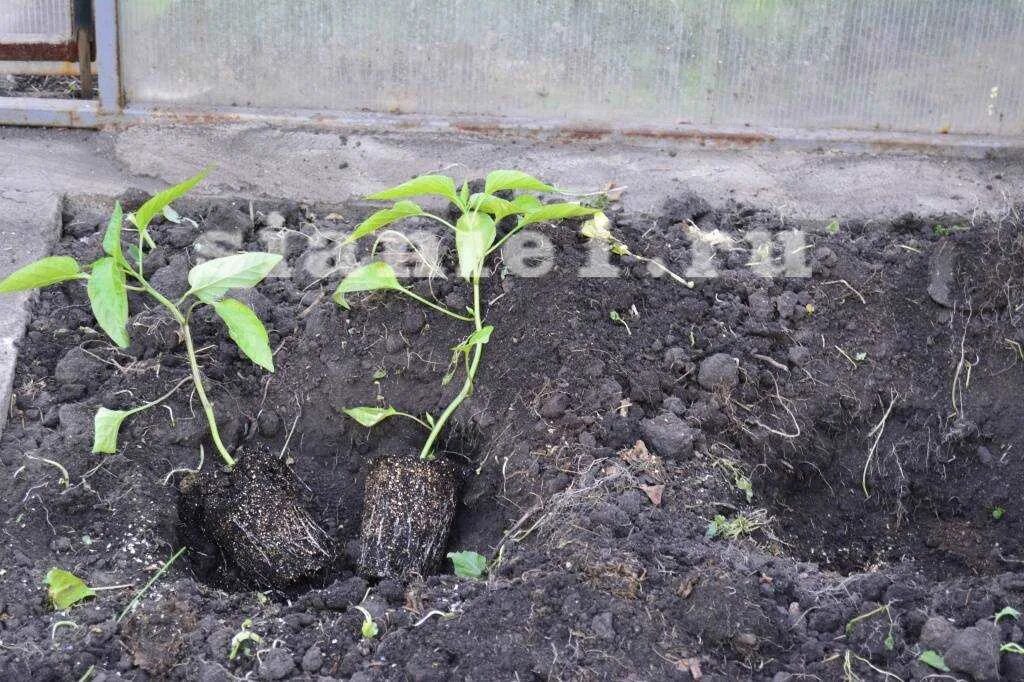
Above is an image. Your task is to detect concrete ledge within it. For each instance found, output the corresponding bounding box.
[0,191,63,434]
[2,100,1022,159]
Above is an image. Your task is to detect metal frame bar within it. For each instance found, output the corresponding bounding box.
[92,0,119,112]
[0,96,97,127]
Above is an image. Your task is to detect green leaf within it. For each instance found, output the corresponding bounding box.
[132,167,210,234]
[454,325,494,353]
[213,298,274,372]
[345,201,424,243]
[332,261,401,309]
[92,407,131,454]
[455,212,496,279]
[918,650,950,672]
[102,202,125,265]
[361,616,379,639]
[87,257,130,348]
[518,202,598,228]
[366,174,458,204]
[483,170,554,195]
[993,506,1005,520]
[459,180,470,204]
[996,606,1021,623]
[1003,642,1024,655]
[468,193,517,220]
[580,212,614,241]
[447,550,487,578]
[44,568,95,610]
[705,515,726,539]
[186,252,282,304]
[342,406,398,428]
[0,256,81,292]
[510,194,542,214]
[736,476,753,502]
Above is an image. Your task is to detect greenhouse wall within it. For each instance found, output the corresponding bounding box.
[1,0,72,41]
[111,1,1024,137]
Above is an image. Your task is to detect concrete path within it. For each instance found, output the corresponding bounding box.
[0,122,1022,435]
[0,190,61,433]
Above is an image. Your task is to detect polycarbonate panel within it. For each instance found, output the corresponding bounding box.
[0,0,73,41]
[118,1,1024,136]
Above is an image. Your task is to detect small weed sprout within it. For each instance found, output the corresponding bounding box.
[705,510,769,540]
[447,550,487,579]
[228,618,262,660]
[713,457,754,502]
[608,309,631,335]
[995,606,1020,623]
[845,602,896,651]
[353,605,379,639]
[0,169,280,469]
[334,170,599,459]
[917,649,950,672]
[933,224,967,237]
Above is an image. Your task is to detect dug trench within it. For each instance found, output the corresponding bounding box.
[1,189,1023,680]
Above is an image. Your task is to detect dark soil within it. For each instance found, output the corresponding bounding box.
[1,189,1023,681]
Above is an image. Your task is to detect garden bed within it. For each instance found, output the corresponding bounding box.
[1,189,1023,680]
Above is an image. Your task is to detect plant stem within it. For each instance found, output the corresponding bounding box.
[419,266,484,459]
[130,270,235,468]
[397,286,473,322]
[639,255,694,288]
[181,317,235,467]
[423,213,458,231]
[486,223,524,256]
[395,411,431,430]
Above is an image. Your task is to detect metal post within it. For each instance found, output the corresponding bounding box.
[75,0,95,98]
[93,0,120,113]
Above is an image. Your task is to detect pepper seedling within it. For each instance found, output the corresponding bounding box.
[0,169,279,469]
[334,170,598,459]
